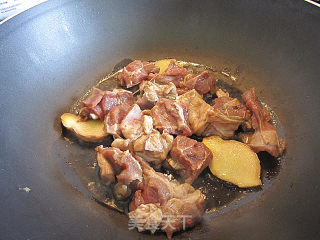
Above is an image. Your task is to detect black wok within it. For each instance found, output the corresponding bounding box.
[0,0,319,239]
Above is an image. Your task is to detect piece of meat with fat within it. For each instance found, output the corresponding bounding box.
[117,60,160,88]
[79,87,105,120]
[241,103,273,131]
[95,146,143,199]
[129,159,205,239]
[129,158,198,210]
[161,189,205,239]
[79,88,134,120]
[178,90,211,135]
[134,130,174,168]
[104,103,131,138]
[240,88,286,157]
[142,115,153,135]
[137,81,178,109]
[105,102,153,139]
[183,71,217,95]
[129,158,179,210]
[110,111,154,153]
[82,87,105,108]
[111,138,133,151]
[149,61,189,87]
[151,98,192,136]
[120,104,154,140]
[128,203,163,234]
[129,190,204,239]
[203,96,251,138]
[101,89,134,114]
[168,136,212,184]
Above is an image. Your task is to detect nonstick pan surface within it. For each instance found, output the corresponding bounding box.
[0,0,319,239]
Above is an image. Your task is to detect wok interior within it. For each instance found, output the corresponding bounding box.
[1,1,319,239]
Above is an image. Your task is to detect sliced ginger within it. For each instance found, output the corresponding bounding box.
[61,113,108,142]
[203,136,262,188]
[154,59,177,74]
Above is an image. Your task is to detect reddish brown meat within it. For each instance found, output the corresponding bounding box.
[161,189,205,239]
[129,158,205,238]
[82,87,105,108]
[95,146,143,186]
[79,103,104,120]
[149,61,189,87]
[151,98,192,136]
[204,96,250,138]
[129,187,204,239]
[169,136,212,184]
[106,104,154,145]
[129,157,178,210]
[129,156,203,203]
[95,150,115,185]
[100,90,133,114]
[117,60,160,88]
[79,88,134,120]
[184,71,217,95]
[104,103,131,137]
[240,88,286,157]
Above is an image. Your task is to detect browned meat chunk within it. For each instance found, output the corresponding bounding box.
[134,130,174,168]
[104,103,131,138]
[82,87,105,108]
[111,138,133,151]
[178,89,249,138]
[169,136,212,184]
[79,88,134,120]
[149,61,189,87]
[240,88,286,157]
[95,146,142,185]
[203,96,250,138]
[120,104,145,140]
[151,98,192,136]
[136,81,178,109]
[129,157,203,207]
[184,71,216,95]
[117,60,160,88]
[100,89,133,114]
[129,188,204,239]
[129,158,205,239]
[128,203,163,234]
[178,90,211,135]
[95,150,115,185]
[161,188,205,239]
[79,88,105,120]
[95,146,143,199]
[129,158,179,210]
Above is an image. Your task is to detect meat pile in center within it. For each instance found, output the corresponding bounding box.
[76,59,287,239]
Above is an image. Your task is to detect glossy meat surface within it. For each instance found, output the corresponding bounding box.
[169,136,212,184]
[240,88,285,157]
[151,98,192,136]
